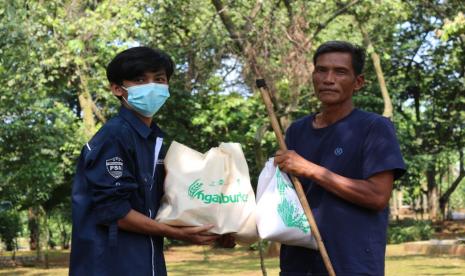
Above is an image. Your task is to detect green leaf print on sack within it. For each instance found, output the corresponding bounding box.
[187,179,249,204]
[276,168,294,196]
[188,179,203,198]
[275,169,310,234]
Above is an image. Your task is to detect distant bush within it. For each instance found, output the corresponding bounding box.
[163,238,188,250]
[248,240,269,251]
[0,210,22,251]
[387,219,433,244]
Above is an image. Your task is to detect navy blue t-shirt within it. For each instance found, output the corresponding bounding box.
[280,109,406,276]
[70,106,167,276]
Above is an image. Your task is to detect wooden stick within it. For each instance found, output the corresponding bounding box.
[256,79,336,276]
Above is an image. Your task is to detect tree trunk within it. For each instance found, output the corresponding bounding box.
[439,149,465,218]
[357,21,393,118]
[211,0,295,133]
[5,241,14,251]
[78,93,96,138]
[76,61,106,138]
[258,240,268,276]
[43,214,50,269]
[186,48,195,92]
[253,124,268,170]
[28,207,39,251]
[12,239,16,262]
[422,191,428,220]
[66,3,106,130]
[267,241,281,257]
[61,226,70,249]
[389,189,397,220]
[426,165,439,221]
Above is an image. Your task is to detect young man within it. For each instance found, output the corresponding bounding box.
[70,47,220,276]
[275,41,406,275]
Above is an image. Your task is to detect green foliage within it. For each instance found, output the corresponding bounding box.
[247,239,269,251]
[46,204,72,249]
[388,219,434,244]
[158,90,277,187]
[0,210,22,251]
[449,178,465,210]
[0,0,464,254]
[438,12,465,41]
[0,100,82,208]
[387,1,465,211]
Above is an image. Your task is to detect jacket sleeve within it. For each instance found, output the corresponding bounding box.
[84,136,138,225]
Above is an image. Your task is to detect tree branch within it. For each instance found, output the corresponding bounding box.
[243,0,264,35]
[312,0,361,39]
[250,0,263,20]
[211,0,245,52]
[356,18,393,118]
[283,0,293,19]
[439,148,465,207]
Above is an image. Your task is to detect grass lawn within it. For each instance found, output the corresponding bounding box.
[1,244,464,275]
[385,244,465,276]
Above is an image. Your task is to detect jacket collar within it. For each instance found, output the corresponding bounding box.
[119,106,164,139]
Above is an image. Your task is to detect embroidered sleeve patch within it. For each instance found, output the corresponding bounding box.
[106,157,123,178]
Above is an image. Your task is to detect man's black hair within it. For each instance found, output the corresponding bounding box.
[106,46,175,85]
[313,41,366,75]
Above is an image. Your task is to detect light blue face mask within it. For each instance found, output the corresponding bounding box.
[123,83,170,117]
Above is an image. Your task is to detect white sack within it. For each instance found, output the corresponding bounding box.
[255,158,317,249]
[155,141,258,244]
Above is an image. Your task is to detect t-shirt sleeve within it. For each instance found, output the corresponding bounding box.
[84,136,138,225]
[362,117,406,180]
[285,124,293,149]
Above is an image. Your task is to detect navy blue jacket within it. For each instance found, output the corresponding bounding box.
[70,106,167,276]
[280,109,406,276]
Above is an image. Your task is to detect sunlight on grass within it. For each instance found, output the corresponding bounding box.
[165,245,279,276]
[385,244,465,276]
[1,244,464,275]
[0,267,68,276]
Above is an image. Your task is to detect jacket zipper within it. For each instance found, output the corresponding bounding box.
[149,209,155,276]
[149,137,163,276]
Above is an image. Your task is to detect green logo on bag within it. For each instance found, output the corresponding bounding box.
[275,169,310,234]
[188,179,248,204]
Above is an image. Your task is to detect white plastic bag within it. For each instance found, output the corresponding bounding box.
[155,141,258,244]
[255,158,317,249]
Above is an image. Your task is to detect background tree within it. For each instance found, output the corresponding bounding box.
[0,0,464,260]
[388,0,465,220]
